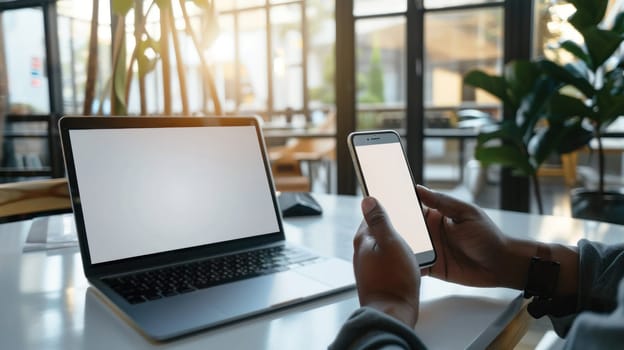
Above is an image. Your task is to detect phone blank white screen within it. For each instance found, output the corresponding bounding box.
[69,126,280,264]
[355,142,433,254]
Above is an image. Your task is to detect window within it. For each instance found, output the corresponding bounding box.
[342,1,507,202]
[355,16,406,131]
[3,8,50,114]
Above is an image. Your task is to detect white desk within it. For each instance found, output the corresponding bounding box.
[2,194,624,349]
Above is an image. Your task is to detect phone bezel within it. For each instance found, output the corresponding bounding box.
[347,130,436,268]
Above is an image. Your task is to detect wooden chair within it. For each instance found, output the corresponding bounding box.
[0,178,72,223]
[269,138,336,192]
[537,152,578,187]
[270,156,311,192]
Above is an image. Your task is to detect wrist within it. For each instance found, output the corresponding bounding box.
[500,238,579,297]
[549,243,579,297]
[499,238,536,290]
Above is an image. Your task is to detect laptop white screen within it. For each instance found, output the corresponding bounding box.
[69,125,280,264]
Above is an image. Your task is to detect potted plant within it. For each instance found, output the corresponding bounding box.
[83,0,222,116]
[463,60,576,214]
[539,0,624,224]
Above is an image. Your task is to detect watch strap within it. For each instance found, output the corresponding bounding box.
[523,244,562,318]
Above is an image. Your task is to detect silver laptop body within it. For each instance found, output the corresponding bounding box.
[59,116,354,341]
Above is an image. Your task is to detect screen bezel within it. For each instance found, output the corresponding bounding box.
[347,130,436,267]
[59,116,285,278]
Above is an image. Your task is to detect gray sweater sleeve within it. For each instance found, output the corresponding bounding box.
[548,239,624,341]
[562,284,624,349]
[330,240,624,349]
[329,307,426,350]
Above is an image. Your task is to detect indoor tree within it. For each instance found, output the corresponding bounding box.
[83,0,222,116]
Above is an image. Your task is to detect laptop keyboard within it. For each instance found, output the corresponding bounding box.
[102,246,321,304]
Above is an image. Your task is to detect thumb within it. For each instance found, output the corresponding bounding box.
[361,197,395,239]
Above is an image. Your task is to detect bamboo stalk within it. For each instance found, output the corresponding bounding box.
[179,0,222,115]
[124,48,137,108]
[160,2,172,115]
[82,0,99,115]
[168,7,189,115]
[96,76,112,115]
[110,17,126,114]
[125,1,156,113]
[136,0,147,115]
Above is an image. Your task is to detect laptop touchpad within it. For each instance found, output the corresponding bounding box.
[204,271,329,317]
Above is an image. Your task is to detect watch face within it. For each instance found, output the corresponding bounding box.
[524,257,560,299]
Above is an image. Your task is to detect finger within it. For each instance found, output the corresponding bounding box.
[416,185,476,222]
[354,219,367,248]
[361,197,396,241]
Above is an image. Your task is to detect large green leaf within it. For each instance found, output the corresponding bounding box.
[528,126,566,166]
[559,40,592,69]
[613,12,624,34]
[475,145,534,176]
[604,66,624,96]
[111,0,133,15]
[596,91,624,126]
[547,92,594,123]
[556,121,593,154]
[568,0,609,30]
[504,60,540,106]
[464,70,512,108]
[581,28,624,69]
[516,76,559,141]
[137,38,160,78]
[539,60,594,98]
[476,120,522,147]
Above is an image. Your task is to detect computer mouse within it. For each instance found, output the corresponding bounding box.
[278,192,323,217]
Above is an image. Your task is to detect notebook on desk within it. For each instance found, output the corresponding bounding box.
[59,116,354,341]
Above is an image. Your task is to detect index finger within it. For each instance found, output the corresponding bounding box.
[416,185,478,222]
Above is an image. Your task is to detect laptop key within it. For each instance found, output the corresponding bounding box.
[104,245,320,304]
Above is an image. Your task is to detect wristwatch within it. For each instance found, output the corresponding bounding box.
[523,256,560,299]
[523,244,561,318]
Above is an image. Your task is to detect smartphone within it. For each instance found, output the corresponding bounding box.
[348,130,436,267]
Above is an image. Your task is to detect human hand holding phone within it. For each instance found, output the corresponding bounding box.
[417,185,531,289]
[354,196,421,327]
[348,130,436,267]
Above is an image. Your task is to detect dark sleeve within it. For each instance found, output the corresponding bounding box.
[548,239,624,337]
[562,279,624,349]
[329,307,427,350]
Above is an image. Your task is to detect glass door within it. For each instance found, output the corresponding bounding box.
[0,3,61,182]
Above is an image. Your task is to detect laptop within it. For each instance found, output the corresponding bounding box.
[59,116,355,341]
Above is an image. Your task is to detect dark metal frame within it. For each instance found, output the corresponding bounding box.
[43,1,64,177]
[336,0,534,211]
[0,0,64,180]
[500,0,533,212]
[336,0,356,194]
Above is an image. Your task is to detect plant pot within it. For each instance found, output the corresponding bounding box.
[571,189,624,225]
